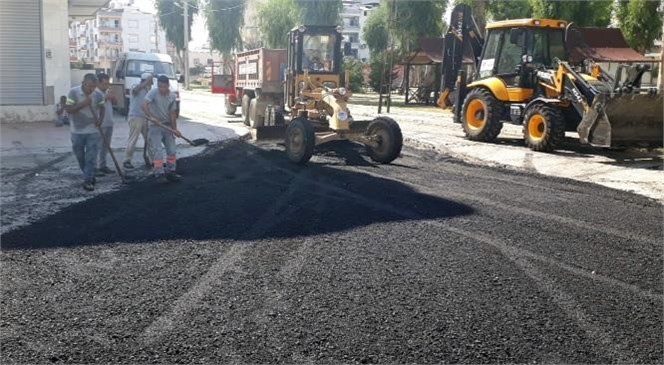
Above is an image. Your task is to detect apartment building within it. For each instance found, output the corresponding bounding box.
[68,0,167,73]
[341,0,379,62]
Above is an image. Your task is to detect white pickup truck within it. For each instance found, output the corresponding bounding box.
[111,52,180,115]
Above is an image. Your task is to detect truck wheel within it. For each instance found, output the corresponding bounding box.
[285,118,315,164]
[225,96,237,116]
[461,88,503,142]
[248,98,264,128]
[365,117,403,164]
[523,103,565,152]
[241,94,252,126]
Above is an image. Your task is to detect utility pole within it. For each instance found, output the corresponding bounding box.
[183,0,190,90]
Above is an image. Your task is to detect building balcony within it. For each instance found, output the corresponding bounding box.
[99,39,123,46]
[99,26,122,32]
[69,39,77,47]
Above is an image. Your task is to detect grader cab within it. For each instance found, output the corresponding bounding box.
[225,25,402,165]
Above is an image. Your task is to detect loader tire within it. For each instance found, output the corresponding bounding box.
[523,103,565,152]
[365,117,403,164]
[241,94,252,126]
[225,96,237,116]
[285,118,315,165]
[461,88,503,142]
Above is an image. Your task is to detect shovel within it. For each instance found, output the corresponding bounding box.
[147,118,209,146]
[90,105,132,184]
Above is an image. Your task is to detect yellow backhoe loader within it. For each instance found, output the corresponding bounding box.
[438,4,663,151]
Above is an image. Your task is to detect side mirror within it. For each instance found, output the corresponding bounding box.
[115,69,123,80]
[509,28,524,46]
[343,42,352,56]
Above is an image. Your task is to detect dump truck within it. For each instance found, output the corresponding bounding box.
[213,25,403,165]
[437,4,663,151]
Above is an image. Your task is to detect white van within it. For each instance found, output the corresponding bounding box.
[111,52,180,115]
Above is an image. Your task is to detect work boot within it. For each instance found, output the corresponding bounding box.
[123,161,135,169]
[98,166,114,174]
[83,181,94,191]
[166,172,182,183]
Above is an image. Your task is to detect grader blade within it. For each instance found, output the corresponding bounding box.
[252,126,287,140]
[580,91,663,148]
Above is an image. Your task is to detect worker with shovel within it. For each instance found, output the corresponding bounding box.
[142,75,182,184]
[65,73,105,191]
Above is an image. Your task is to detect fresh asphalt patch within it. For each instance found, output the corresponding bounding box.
[1,140,662,363]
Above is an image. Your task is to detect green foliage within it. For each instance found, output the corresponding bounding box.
[363,3,389,53]
[189,64,206,75]
[364,0,446,57]
[296,0,342,26]
[368,52,389,92]
[392,0,447,52]
[615,0,663,53]
[487,0,533,21]
[206,0,246,55]
[155,0,199,53]
[528,0,612,27]
[257,0,301,48]
[342,57,365,92]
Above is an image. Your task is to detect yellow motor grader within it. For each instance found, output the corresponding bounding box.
[225,25,402,164]
[438,4,663,151]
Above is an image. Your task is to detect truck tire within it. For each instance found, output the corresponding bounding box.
[523,103,565,152]
[461,88,503,142]
[241,94,252,126]
[225,96,236,115]
[285,117,315,164]
[365,117,403,164]
[248,98,265,128]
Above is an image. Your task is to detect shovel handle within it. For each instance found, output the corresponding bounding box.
[89,105,126,183]
[147,118,196,146]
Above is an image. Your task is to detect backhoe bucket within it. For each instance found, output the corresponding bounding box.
[579,91,663,148]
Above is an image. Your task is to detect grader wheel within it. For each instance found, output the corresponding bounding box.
[523,103,565,152]
[365,117,403,164]
[285,118,315,164]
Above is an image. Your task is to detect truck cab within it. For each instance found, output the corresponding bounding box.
[111,52,180,115]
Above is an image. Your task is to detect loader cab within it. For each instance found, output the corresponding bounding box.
[477,19,567,91]
[285,25,343,108]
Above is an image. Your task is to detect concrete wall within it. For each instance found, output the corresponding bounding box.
[1,0,69,123]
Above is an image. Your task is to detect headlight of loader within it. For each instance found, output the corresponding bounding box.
[337,87,347,96]
[337,111,348,121]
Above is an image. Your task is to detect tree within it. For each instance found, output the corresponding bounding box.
[615,0,663,53]
[363,3,389,53]
[342,57,365,92]
[528,0,612,27]
[296,0,342,26]
[392,0,447,52]
[155,0,199,54]
[257,0,301,48]
[487,0,532,21]
[206,0,246,55]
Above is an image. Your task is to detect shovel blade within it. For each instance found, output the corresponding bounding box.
[191,138,210,146]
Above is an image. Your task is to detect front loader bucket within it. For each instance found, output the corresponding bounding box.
[578,91,663,148]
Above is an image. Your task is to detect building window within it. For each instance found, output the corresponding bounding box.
[129,20,138,29]
[129,35,139,43]
[350,17,359,27]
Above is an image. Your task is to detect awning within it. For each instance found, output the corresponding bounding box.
[69,0,110,20]
[567,27,649,63]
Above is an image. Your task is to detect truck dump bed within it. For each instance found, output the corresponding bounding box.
[235,48,287,93]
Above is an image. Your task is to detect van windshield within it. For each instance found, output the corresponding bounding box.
[126,60,175,79]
